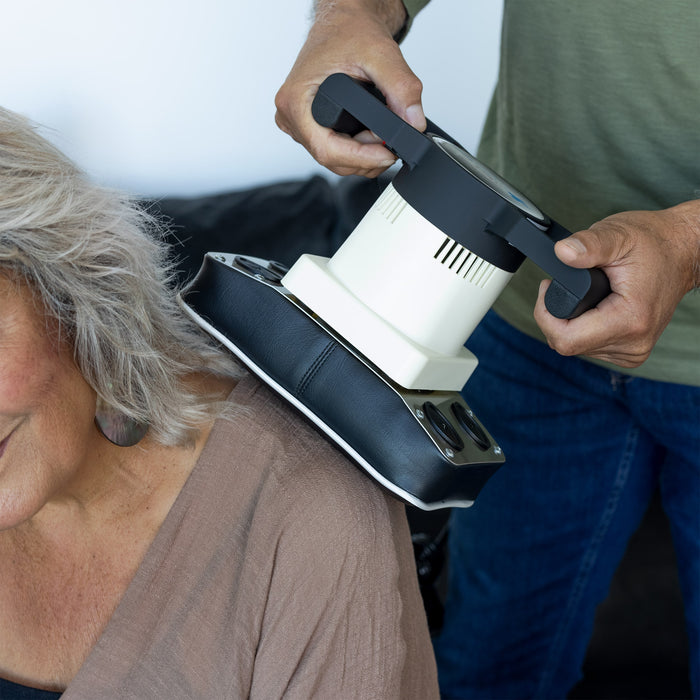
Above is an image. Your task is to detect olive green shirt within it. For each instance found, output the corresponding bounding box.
[404,0,700,385]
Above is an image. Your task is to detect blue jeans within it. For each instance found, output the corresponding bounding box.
[433,312,700,699]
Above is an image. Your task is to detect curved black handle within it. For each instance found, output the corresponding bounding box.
[502,217,611,318]
[544,268,611,319]
[312,73,454,166]
[540,220,611,319]
[311,76,388,136]
[312,73,465,150]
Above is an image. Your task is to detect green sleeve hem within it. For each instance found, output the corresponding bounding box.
[402,0,431,19]
[396,0,430,42]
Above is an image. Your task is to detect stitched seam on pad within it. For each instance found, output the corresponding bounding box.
[536,425,640,698]
[297,341,336,397]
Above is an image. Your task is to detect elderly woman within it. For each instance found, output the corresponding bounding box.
[0,107,438,699]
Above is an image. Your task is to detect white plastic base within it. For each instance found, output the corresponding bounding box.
[282,183,513,391]
[283,254,479,391]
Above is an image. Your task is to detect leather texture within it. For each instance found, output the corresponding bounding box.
[181,255,502,508]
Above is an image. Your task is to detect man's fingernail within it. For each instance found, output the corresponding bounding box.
[405,104,426,129]
[562,238,587,255]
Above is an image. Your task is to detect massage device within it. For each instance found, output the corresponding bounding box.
[178,74,610,510]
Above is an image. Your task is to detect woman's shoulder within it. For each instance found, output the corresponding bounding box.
[185,373,438,698]
[216,371,400,528]
[201,368,415,610]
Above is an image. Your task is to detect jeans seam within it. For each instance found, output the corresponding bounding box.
[536,425,640,698]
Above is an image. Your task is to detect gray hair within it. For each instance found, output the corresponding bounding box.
[0,106,242,446]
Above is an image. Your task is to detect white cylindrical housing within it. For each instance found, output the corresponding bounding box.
[327,184,513,356]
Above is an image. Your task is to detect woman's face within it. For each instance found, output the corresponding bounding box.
[0,275,98,530]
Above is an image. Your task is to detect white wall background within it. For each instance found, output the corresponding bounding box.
[3,0,502,197]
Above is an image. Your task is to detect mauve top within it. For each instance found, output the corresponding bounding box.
[53,372,438,699]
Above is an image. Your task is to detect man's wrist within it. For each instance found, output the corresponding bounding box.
[669,199,700,291]
[313,0,407,39]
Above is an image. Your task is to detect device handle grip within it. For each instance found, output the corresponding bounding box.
[311,73,433,166]
[311,76,386,135]
[312,75,461,146]
[504,218,611,319]
[544,268,611,319]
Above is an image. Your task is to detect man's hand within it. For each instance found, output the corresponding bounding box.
[534,201,700,367]
[274,0,426,178]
